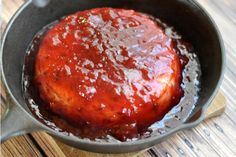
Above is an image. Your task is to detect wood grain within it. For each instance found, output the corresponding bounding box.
[1,135,44,157]
[31,132,66,157]
[1,0,236,157]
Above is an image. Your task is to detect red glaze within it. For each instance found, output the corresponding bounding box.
[35,8,183,141]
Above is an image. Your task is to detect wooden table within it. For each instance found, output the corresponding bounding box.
[1,0,236,156]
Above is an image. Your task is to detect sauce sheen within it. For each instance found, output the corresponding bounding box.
[22,8,200,141]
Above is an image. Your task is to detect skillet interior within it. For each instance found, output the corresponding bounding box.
[1,0,223,152]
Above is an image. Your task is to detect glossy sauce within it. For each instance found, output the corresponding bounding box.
[23,8,200,142]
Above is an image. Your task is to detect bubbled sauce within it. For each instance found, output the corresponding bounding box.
[23,8,200,142]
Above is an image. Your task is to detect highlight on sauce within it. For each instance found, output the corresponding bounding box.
[22,8,200,142]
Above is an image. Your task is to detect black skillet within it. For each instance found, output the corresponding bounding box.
[0,0,225,153]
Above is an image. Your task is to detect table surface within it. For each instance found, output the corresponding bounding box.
[1,0,236,157]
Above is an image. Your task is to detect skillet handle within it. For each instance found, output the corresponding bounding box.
[182,107,206,129]
[0,93,42,143]
[182,92,226,128]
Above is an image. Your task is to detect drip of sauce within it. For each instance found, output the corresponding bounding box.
[22,8,200,142]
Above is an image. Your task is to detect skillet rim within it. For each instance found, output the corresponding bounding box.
[0,0,225,149]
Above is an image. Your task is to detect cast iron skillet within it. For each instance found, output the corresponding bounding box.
[0,0,225,153]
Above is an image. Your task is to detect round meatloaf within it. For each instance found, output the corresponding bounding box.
[35,8,183,141]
